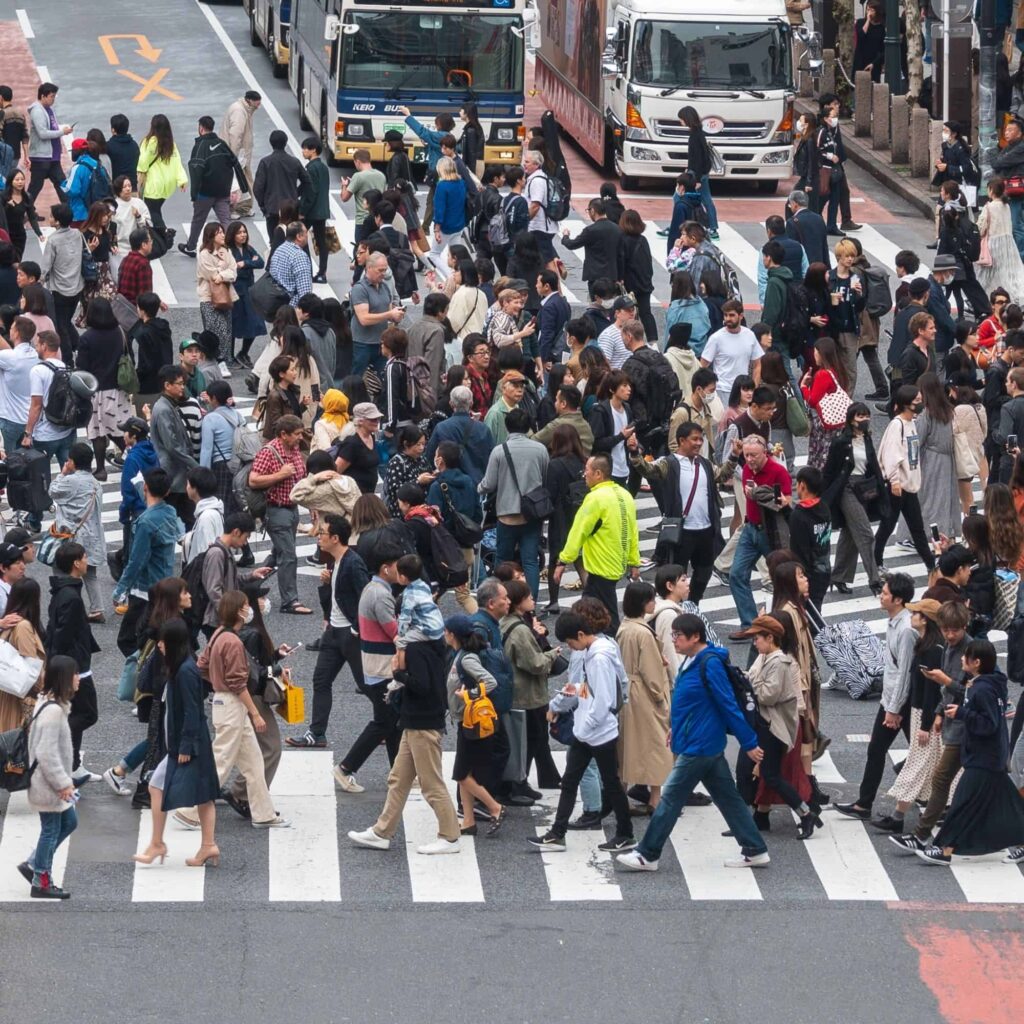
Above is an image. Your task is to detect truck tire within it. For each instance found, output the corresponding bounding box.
[758,180,780,195]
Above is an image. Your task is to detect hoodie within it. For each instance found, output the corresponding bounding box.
[183,496,225,565]
[113,500,184,603]
[956,671,1010,772]
[761,263,795,349]
[548,634,627,746]
[427,467,481,533]
[670,644,758,756]
[132,317,174,394]
[302,318,337,393]
[119,438,160,524]
[46,575,99,677]
[789,497,832,582]
[666,300,712,359]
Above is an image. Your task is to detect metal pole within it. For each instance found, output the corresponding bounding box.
[978,0,997,188]
[942,0,951,122]
[884,0,904,94]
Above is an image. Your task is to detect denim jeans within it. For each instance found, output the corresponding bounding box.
[352,342,385,376]
[579,761,602,812]
[638,752,767,861]
[0,417,26,458]
[730,523,772,627]
[119,739,148,774]
[699,175,719,232]
[31,806,78,883]
[265,505,299,607]
[1011,198,1024,263]
[496,520,541,599]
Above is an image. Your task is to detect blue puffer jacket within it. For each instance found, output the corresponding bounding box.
[119,439,160,524]
[113,500,184,601]
[670,644,758,756]
[427,467,480,533]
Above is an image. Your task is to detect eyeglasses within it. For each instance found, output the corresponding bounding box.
[472,348,489,357]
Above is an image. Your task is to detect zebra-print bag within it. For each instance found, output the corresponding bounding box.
[807,604,884,700]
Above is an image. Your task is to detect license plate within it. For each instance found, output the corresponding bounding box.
[383,122,406,135]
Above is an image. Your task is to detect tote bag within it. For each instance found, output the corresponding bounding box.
[0,638,44,699]
[816,371,852,429]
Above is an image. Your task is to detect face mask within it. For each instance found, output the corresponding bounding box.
[912,403,924,414]
[259,597,271,617]
[241,605,254,625]
[828,116,839,128]
[942,131,951,143]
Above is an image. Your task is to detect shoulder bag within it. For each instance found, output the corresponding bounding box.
[439,482,484,547]
[658,456,703,548]
[816,370,852,429]
[502,442,553,522]
[210,278,233,312]
[38,486,99,565]
[0,629,44,699]
[782,385,810,437]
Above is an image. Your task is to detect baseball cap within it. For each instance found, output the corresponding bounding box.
[71,138,88,154]
[737,614,785,640]
[500,370,527,384]
[179,338,201,352]
[908,278,930,297]
[3,527,33,552]
[612,295,637,311]
[118,415,150,437]
[0,542,25,567]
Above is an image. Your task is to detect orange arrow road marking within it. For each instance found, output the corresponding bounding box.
[98,34,162,64]
[117,68,182,102]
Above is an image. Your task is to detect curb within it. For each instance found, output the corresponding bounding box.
[795,99,933,221]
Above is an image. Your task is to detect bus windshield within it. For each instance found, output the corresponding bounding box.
[631,21,790,91]
[341,12,523,93]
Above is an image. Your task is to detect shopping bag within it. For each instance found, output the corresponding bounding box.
[0,639,44,699]
[275,667,305,724]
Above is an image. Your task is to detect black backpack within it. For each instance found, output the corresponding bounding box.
[181,548,211,639]
[388,245,418,299]
[544,173,570,222]
[42,361,91,429]
[5,447,51,513]
[0,700,56,792]
[698,651,759,730]
[859,264,893,318]
[639,353,682,441]
[778,279,812,358]
[423,517,469,588]
[958,219,982,263]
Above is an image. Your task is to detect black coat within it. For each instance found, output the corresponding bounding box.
[588,398,634,455]
[563,218,624,284]
[334,547,371,626]
[821,428,889,528]
[786,209,831,268]
[657,453,721,537]
[160,657,221,812]
[793,135,820,200]
[621,233,654,295]
[46,574,99,676]
[253,149,311,217]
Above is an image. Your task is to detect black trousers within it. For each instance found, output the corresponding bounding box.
[857,700,911,809]
[305,218,329,276]
[68,676,98,770]
[166,491,195,531]
[52,291,81,366]
[633,290,658,343]
[808,571,830,613]
[873,488,935,572]
[28,159,67,204]
[117,595,149,657]
[143,197,167,234]
[524,704,562,787]
[552,737,632,838]
[582,573,620,633]
[309,626,364,739]
[662,526,715,604]
[339,679,401,774]
[758,724,805,813]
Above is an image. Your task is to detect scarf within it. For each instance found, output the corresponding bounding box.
[322,388,350,431]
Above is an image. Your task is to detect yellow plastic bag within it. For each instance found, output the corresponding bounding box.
[276,667,305,724]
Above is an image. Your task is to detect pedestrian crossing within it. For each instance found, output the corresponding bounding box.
[2,751,1023,905]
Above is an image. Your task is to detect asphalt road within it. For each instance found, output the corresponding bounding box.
[1,2,1022,1022]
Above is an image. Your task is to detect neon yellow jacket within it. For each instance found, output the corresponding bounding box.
[559,480,640,580]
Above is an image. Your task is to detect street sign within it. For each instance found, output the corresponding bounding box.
[930,0,973,22]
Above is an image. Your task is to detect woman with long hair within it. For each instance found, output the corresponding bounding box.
[506,232,544,313]
[2,167,43,259]
[803,261,833,365]
[951,383,988,516]
[822,402,887,595]
[678,105,718,238]
[323,296,354,382]
[800,335,850,469]
[576,344,610,418]
[898,372,960,545]
[544,423,587,612]
[976,176,1024,299]
[619,210,657,344]
[137,113,186,242]
[196,222,237,366]
[133,619,220,868]
[224,220,265,370]
[447,259,488,342]
[352,493,414,565]
[249,304,299,395]
[987,477,1024,576]
[960,514,997,632]
[79,201,117,314]
[261,354,306,442]
[0,577,45,732]
[792,111,820,213]
[666,270,711,358]
[459,103,485,178]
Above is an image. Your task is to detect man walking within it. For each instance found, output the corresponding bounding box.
[253,129,310,238]
[267,222,313,305]
[0,315,40,458]
[299,136,331,283]
[350,252,404,375]
[701,299,763,409]
[221,91,261,217]
[149,366,200,528]
[26,82,71,204]
[560,198,624,298]
[40,204,84,365]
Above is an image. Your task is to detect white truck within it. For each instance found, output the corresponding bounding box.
[536,0,796,191]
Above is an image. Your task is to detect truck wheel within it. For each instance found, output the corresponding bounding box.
[758,180,780,195]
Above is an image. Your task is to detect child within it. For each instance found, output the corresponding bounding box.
[443,613,505,836]
[393,553,445,675]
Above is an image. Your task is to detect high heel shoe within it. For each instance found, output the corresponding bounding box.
[797,812,823,840]
[809,774,831,808]
[185,844,220,867]
[132,842,168,865]
[830,581,852,595]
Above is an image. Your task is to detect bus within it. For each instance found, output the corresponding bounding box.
[244,0,292,79]
[287,0,528,169]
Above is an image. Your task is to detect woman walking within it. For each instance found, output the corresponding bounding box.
[822,402,886,595]
[20,656,80,899]
[335,403,383,495]
[951,383,988,517]
[133,619,220,868]
[0,578,45,732]
[199,379,244,512]
[678,105,718,239]
[312,388,350,452]
[225,220,265,370]
[196,222,237,368]
[459,104,485,178]
[800,336,850,470]
[976,177,1024,301]
[2,168,43,259]
[620,210,657,344]
[111,174,152,252]
[136,113,187,245]
[262,354,309,441]
[427,157,467,278]
[792,111,820,213]
[665,271,711,359]
[80,201,118,315]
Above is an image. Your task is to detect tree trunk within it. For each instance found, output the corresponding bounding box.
[835,0,856,108]
[904,0,924,103]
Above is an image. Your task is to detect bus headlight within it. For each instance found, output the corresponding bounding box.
[347,124,366,138]
[496,128,515,142]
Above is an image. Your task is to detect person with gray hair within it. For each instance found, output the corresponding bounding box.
[423,383,494,485]
[785,189,831,267]
[350,251,404,375]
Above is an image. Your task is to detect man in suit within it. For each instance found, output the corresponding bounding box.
[785,190,831,268]
[560,198,624,298]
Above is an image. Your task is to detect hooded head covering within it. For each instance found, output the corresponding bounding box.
[322,388,350,431]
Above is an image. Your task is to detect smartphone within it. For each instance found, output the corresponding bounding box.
[310,384,321,403]
[262,566,278,577]
[930,523,940,542]
[1008,434,1018,450]
[772,483,782,502]
[969,504,978,516]
[281,642,303,657]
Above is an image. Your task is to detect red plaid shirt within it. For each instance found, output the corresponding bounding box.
[252,438,307,508]
[464,364,493,417]
[117,251,153,305]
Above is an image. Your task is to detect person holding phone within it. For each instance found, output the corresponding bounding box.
[825,239,866,393]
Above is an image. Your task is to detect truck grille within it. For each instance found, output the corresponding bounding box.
[654,120,772,142]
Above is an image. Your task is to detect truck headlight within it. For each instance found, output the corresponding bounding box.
[630,146,660,161]
[761,150,790,165]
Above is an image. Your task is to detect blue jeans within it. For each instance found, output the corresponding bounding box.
[31,806,78,883]
[352,342,385,376]
[0,417,25,458]
[638,752,767,861]
[496,520,541,599]
[730,523,772,628]
[120,739,148,774]
[699,174,719,232]
[580,761,602,812]
[1010,198,1024,263]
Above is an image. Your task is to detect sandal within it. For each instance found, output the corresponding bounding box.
[281,602,313,615]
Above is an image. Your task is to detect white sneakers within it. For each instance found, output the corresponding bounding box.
[102,767,131,796]
[348,827,391,851]
[417,839,461,856]
[71,767,101,785]
[333,766,365,793]
[615,850,659,872]
[724,852,771,869]
[252,815,292,829]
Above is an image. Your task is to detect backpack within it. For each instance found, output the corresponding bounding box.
[41,361,91,429]
[697,651,759,730]
[233,442,283,523]
[567,477,589,522]
[458,678,498,740]
[181,548,210,638]
[420,516,469,588]
[488,192,517,250]
[682,191,709,229]
[778,279,812,358]
[858,264,893,318]
[962,149,982,188]
[0,140,14,188]
[86,161,112,206]
[958,218,982,263]
[406,355,437,417]
[637,353,682,444]
[544,173,570,223]
[476,646,514,713]
[5,447,51,513]
[388,246,418,299]
[0,700,56,793]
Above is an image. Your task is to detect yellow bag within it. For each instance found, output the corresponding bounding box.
[460,688,497,740]
[276,667,305,724]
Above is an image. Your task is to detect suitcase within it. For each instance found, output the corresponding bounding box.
[806,603,884,700]
[5,447,51,513]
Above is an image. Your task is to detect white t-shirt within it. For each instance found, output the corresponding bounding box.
[610,403,628,479]
[329,558,351,629]
[29,359,75,443]
[702,326,762,397]
[525,170,556,233]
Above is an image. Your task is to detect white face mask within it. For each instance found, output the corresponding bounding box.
[828,116,839,128]
[259,597,271,617]
[942,131,951,143]
[241,605,254,625]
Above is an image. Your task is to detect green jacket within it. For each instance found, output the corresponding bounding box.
[531,411,594,456]
[300,157,331,221]
[762,264,794,347]
[559,480,640,580]
[499,613,561,710]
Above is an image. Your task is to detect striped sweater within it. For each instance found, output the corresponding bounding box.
[358,576,398,684]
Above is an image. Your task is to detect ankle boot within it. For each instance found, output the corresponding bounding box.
[809,774,831,808]
[92,438,108,480]
[753,810,772,832]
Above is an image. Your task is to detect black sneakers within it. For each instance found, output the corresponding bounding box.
[915,845,952,865]
[869,814,905,834]
[889,833,928,855]
[566,811,603,830]
[527,831,567,852]
[597,835,637,853]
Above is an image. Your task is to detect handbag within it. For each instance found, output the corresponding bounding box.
[276,667,305,724]
[263,670,286,707]
[81,236,99,284]
[210,279,233,312]
[440,482,484,547]
[658,455,704,548]
[1004,175,1024,197]
[993,568,1021,631]
[952,417,981,479]
[0,637,44,699]
[851,476,881,506]
[117,651,139,702]
[116,328,139,394]
[818,165,833,196]
[502,442,553,522]
[249,270,291,321]
[976,233,993,268]
[816,371,852,429]
[782,386,810,437]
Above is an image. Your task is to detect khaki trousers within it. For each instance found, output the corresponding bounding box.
[456,547,479,613]
[374,729,459,841]
[228,693,282,803]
